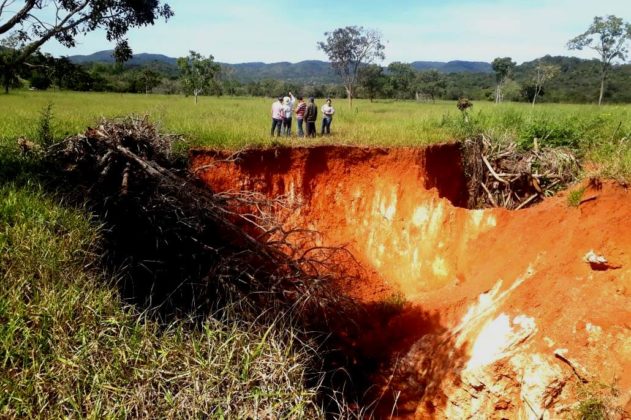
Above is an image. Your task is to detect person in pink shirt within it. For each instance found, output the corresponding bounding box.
[271,96,284,136]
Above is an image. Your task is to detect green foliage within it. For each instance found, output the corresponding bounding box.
[568,15,631,104]
[0,183,323,418]
[318,26,385,105]
[567,187,586,207]
[177,51,221,103]
[576,398,607,420]
[358,64,388,101]
[492,57,517,83]
[567,16,631,63]
[1,92,631,181]
[0,0,173,71]
[528,62,561,105]
[573,381,622,420]
[0,38,22,93]
[492,57,516,102]
[586,136,631,181]
[36,103,54,146]
[9,51,631,104]
[388,62,416,99]
[417,70,447,102]
[1,92,631,416]
[518,115,583,149]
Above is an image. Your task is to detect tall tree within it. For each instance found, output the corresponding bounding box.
[358,64,386,102]
[318,26,385,108]
[529,61,560,106]
[387,62,416,100]
[416,70,446,103]
[567,15,631,105]
[177,51,220,104]
[0,35,20,93]
[492,57,516,103]
[0,0,172,93]
[140,68,161,94]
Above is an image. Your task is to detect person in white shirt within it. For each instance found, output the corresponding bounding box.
[271,96,284,137]
[321,98,335,135]
[282,92,295,136]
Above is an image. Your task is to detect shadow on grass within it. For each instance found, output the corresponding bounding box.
[4,144,466,417]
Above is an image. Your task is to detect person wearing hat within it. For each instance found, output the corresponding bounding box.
[304,97,318,138]
[282,92,295,136]
[271,96,284,137]
[321,98,335,135]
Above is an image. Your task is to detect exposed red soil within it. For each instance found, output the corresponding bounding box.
[191,145,631,418]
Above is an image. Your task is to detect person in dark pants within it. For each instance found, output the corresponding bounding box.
[321,98,335,135]
[295,96,306,137]
[282,92,295,136]
[271,96,284,136]
[304,97,317,138]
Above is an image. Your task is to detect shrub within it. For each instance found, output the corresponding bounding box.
[36,102,54,146]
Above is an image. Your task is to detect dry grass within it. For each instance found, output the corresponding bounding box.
[0,184,324,418]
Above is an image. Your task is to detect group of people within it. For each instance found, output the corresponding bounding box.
[271,92,335,138]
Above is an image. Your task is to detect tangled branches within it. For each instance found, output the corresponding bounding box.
[46,116,357,323]
[463,135,580,210]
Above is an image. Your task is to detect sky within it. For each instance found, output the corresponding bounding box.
[36,0,631,64]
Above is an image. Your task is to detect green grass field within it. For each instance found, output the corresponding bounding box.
[2,90,631,178]
[0,90,629,146]
[2,90,631,417]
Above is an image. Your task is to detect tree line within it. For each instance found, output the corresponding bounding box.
[1,7,630,105]
[5,49,631,105]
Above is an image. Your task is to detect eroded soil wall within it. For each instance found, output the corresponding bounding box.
[191,145,631,418]
[191,145,497,296]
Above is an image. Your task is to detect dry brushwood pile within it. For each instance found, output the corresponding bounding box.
[463,135,580,209]
[45,117,355,320]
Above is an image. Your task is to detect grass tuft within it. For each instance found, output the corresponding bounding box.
[567,187,586,207]
[573,381,624,420]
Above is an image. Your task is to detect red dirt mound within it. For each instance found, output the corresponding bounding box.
[191,145,631,418]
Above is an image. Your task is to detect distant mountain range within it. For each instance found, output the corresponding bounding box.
[67,50,493,83]
[69,51,178,66]
[409,60,491,73]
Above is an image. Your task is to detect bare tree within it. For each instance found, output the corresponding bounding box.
[531,62,560,106]
[318,26,385,108]
[568,15,631,106]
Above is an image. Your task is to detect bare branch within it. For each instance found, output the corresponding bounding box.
[0,0,36,34]
[15,0,91,65]
[0,0,18,18]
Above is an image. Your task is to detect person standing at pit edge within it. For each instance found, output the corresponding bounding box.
[295,96,307,137]
[271,96,284,137]
[282,92,295,136]
[304,97,318,138]
[321,98,335,135]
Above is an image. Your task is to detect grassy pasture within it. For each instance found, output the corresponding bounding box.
[2,90,631,178]
[2,90,631,416]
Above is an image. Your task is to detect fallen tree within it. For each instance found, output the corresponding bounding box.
[39,116,385,415]
[44,116,358,318]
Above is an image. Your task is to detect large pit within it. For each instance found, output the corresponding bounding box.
[191,144,631,418]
